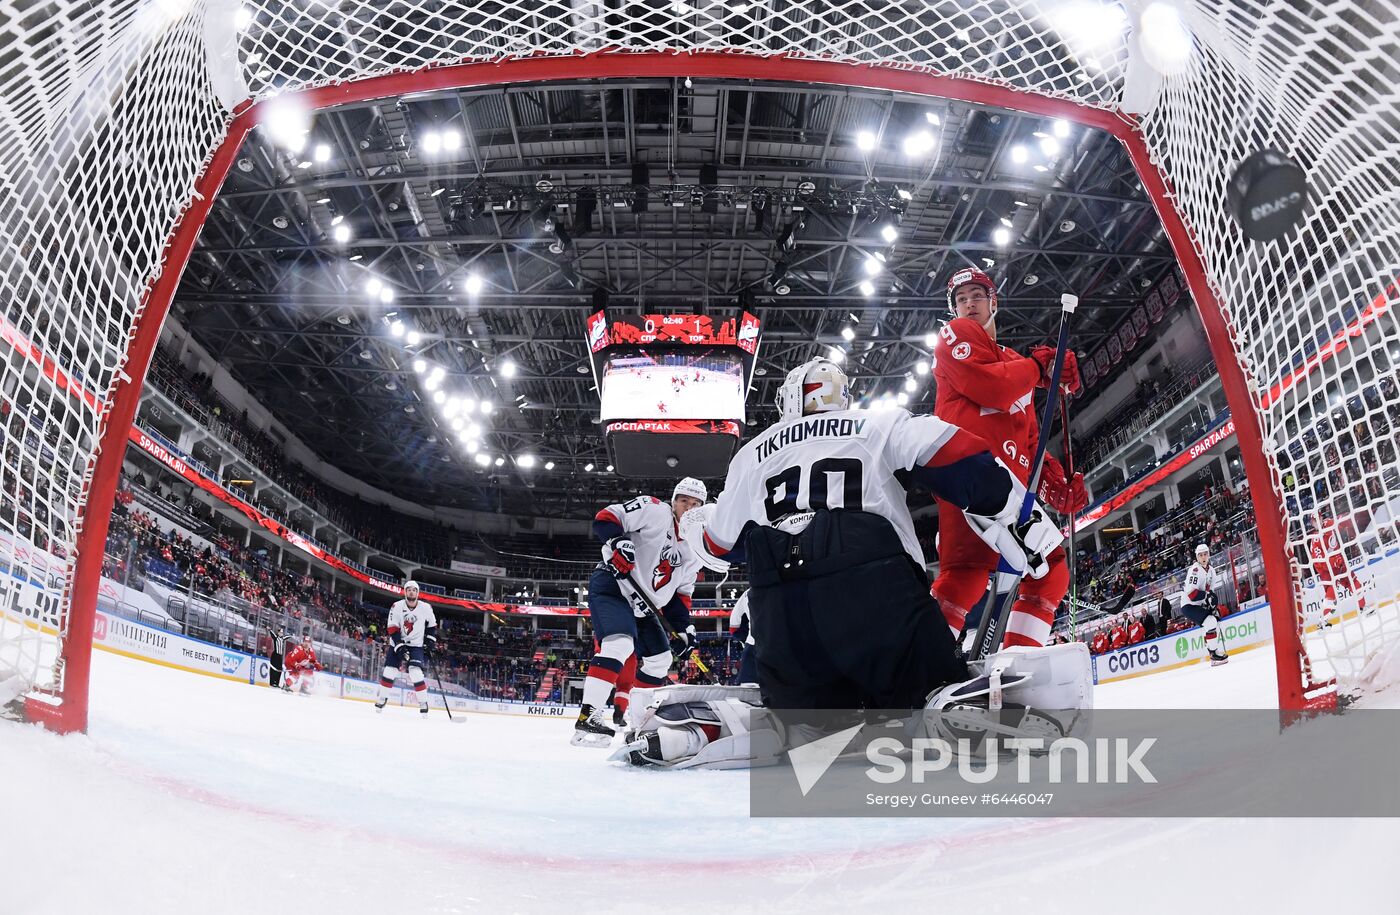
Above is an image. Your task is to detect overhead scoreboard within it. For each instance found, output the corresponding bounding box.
[586,311,762,477]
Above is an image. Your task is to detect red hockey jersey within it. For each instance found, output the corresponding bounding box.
[932,317,1042,484]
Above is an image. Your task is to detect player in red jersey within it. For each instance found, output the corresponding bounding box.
[1310,513,1366,626]
[283,635,322,694]
[931,268,1088,648]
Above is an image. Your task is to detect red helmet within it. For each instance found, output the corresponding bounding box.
[946,268,997,314]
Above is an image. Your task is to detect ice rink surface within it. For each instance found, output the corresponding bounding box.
[3,646,1397,914]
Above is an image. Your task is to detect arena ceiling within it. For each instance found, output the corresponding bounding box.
[171,76,1180,518]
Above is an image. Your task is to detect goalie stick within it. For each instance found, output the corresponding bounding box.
[615,572,714,681]
[970,293,1079,661]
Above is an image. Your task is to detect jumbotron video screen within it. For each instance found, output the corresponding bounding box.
[599,351,745,423]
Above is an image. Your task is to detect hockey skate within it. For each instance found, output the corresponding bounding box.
[420,703,430,715]
[612,705,627,729]
[373,697,388,713]
[1209,648,1229,666]
[570,704,616,748]
[923,643,1093,754]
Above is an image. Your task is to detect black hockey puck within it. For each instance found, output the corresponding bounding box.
[1227,148,1308,242]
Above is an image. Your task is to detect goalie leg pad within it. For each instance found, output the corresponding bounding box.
[923,642,1092,748]
[610,686,782,769]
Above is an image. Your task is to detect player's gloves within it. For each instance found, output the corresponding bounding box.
[669,625,697,660]
[1205,591,1219,611]
[1029,346,1081,394]
[1037,455,1090,514]
[425,631,438,653]
[606,536,637,579]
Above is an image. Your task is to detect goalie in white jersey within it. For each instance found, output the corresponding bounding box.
[570,479,705,747]
[692,356,1088,711]
[374,581,439,714]
[1180,544,1229,666]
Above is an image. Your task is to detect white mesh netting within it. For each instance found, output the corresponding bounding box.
[0,0,1396,719]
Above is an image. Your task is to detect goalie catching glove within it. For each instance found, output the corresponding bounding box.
[678,503,729,572]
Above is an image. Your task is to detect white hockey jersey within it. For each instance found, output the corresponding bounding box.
[597,495,702,609]
[1180,561,1224,607]
[706,407,962,569]
[387,598,437,647]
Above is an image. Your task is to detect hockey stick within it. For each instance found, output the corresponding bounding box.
[617,572,714,680]
[425,650,467,724]
[970,293,1079,661]
[1060,396,1080,640]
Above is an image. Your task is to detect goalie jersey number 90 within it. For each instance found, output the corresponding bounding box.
[763,458,865,522]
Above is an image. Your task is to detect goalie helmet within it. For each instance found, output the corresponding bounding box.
[946,267,998,315]
[775,358,851,421]
[672,477,707,503]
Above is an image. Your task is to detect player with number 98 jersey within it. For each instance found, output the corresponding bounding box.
[387,596,438,647]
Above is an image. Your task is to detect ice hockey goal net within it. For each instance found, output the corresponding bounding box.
[1,0,1396,730]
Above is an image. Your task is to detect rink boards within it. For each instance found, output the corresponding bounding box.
[1091,600,1274,684]
[2,602,581,719]
[7,539,1399,704]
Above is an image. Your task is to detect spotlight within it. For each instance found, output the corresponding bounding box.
[902,130,936,157]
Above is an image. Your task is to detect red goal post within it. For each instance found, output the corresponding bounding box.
[2,0,1395,732]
